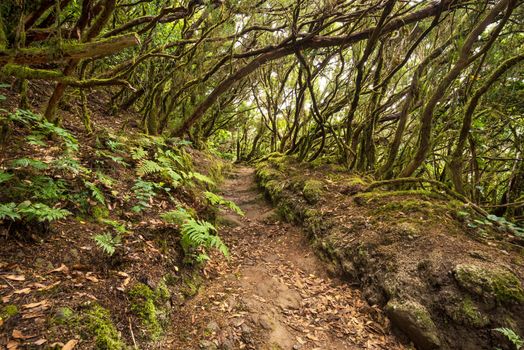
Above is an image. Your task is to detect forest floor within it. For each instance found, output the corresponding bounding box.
[168,166,407,350]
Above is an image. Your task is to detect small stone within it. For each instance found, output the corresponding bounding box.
[206,320,220,333]
[259,316,272,330]
[240,323,252,335]
[293,344,302,350]
[199,340,217,350]
[221,338,235,350]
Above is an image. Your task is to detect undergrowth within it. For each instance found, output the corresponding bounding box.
[0,108,240,264]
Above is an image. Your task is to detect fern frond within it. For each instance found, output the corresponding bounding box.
[0,171,14,184]
[96,172,116,188]
[100,218,129,234]
[204,191,244,216]
[93,233,121,256]
[10,158,48,170]
[190,172,215,186]
[179,218,229,259]
[17,201,70,222]
[494,328,524,348]
[0,203,21,221]
[84,181,106,205]
[29,176,67,201]
[131,146,148,161]
[52,157,86,175]
[131,180,162,212]
[95,150,129,167]
[136,160,164,177]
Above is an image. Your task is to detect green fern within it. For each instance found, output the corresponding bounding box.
[0,171,14,184]
[106,139,125,152]
[28,176,67,201]
[17,201,71,222]
[204,191,244,216]
[131,146,148,160]
[10,158,48,170]
[494,328,524,349]
[162,208,228,262]
[180,218,229,259]
[84,181,106,205]
[6,110,78,151]
[96,172,116,188]
[131,179,163,212]
[100,218,129,234]
[136,160,164,177]
[95,150,129,167]
[52,157,86,175]
[93,233,122,256]
[0,203,21,221]
[190,172,216,186]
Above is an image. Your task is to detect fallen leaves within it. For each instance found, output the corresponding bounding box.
[23,300,49,309]
[13,287,31,295]
[4,275,25,281]
[12,329,35,339]
[62,339,79,350]
[48,264,69,274]
[116,271,130,291]
[85,272,99,283]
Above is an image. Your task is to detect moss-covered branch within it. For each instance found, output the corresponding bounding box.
[0,64,136,90]
[0,33,140,65]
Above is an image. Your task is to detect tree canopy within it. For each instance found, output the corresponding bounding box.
[1,0,523,218]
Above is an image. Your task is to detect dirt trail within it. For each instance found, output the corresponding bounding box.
[168,167,406,349]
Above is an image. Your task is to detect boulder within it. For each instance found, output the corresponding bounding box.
[453,264,524,304]
[385,299,441,350]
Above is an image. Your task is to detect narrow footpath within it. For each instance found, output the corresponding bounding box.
[167,167,406,349]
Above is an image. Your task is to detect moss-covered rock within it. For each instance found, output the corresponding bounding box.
[302,180,323,204]
[453,264,524,304]
[84,304,125,350]
[385,299,441,350]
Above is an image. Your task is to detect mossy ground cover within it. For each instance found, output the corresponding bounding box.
[255,155,524,350]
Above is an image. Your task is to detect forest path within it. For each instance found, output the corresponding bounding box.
[167,166,405,350]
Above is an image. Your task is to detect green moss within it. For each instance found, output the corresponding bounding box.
[256,167,282,186]
[461,297,489,327]
[155,281,171,301]
[1,304,18,320]
[92,205,110,220]
[454,264,524,304]
[84,304,125,350]
[446,296,489,327]
[265,180,284,199]
[52,307,75,325]
[277,201,296,222]
[303,180,323,204]
[345,176,368,187]
[181,273,202,298]
[354,189,443,202]
[128,283,165,339]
